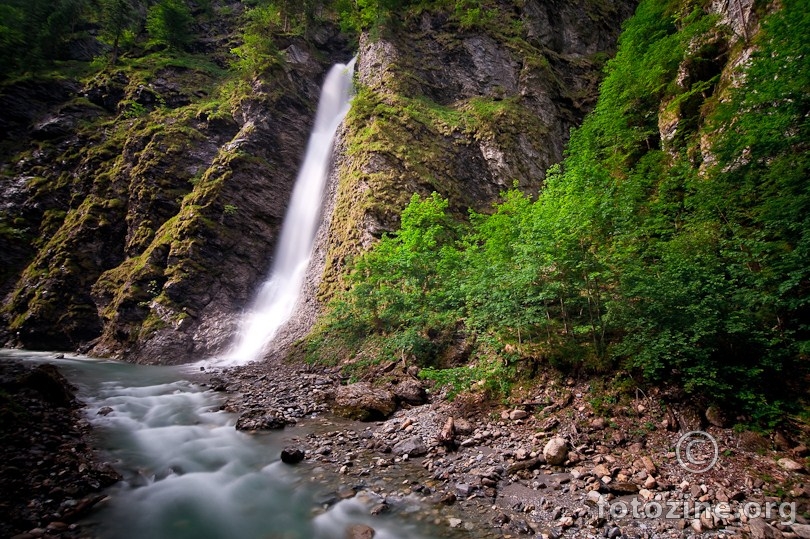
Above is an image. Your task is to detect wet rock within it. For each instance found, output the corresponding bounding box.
[455,483,473,497]
[20,364,75,407]
[543,437,568,466]
[345,523,375,539]
[334,383,397,421]
[235,409,291,431]
[508,518,533,535]
[280,447,305,464]
[0,360,121,538]
[392,436,427,457]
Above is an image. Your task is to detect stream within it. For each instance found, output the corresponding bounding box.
[7,350,452,539]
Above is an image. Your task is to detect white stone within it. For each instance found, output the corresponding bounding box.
[543,437,568,465]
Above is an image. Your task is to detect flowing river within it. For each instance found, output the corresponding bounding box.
[6,350,453,539]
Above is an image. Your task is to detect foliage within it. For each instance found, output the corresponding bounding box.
[0,0,95,76]
[312,0,810,425]
[100,0,139,64]
[308,192,465,367]
[230,3,284,75]
[146,0,194,50]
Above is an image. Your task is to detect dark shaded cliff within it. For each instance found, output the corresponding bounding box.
[0,2,351,362]
[0,1,634,363]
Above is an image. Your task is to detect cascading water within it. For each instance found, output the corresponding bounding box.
[3,350,442,539]
[225,58,356,365]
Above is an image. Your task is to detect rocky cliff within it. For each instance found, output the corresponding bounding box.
[318,0,637,298]
[0,1,635,363]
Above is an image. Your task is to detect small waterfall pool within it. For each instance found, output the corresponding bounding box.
[5,350,451,539]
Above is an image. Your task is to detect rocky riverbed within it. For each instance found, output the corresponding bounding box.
[207,359,810,539]
[3,353,809,539]
[0,359,120,539]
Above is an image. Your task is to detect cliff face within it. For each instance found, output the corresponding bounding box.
[0,1,634,363]
[0,3,351,362]
[318,0,638,299]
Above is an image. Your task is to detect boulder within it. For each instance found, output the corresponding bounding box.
[509,409,529,420]
[280,447,305,464]
[392,379,427,405]
[543,437,568,466]
[345,524,375,539]
[333,383,397,421]
[777,457,805,472]
[392,436,428,457]
[705,405,727,427]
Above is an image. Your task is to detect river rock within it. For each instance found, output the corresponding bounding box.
[333,383,397,421]
[20,364,75,407]
[345,523,375,539]
[543,437,568,465]
[280,447,305,464]
[454,418,474,435]
[777,457,805,472]
[705,405,727,427]
[392,436,428,457]
[509,409,529,420]
[791,523,810,539]
[749,517,785,539]
[235,409,290,431]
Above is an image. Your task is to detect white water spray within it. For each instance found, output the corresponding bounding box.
[224,58,356,365]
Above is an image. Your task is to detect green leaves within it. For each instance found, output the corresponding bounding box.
[146,0,194,51]
[309,0,807,425]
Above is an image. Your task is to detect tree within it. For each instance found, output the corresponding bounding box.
[100,0,138,64]
[0,4,26,78]
[146,0,193,51]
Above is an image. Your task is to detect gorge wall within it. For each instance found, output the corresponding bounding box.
[0,1,636,363]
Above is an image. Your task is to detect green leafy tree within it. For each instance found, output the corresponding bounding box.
[100,0,138,64]
[230,4,283,75]
[146,0,194,50]
[0,3,26,78]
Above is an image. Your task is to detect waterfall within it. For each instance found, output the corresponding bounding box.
[224,58,356,365]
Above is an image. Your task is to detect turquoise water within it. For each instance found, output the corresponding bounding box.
[5,350,441,539]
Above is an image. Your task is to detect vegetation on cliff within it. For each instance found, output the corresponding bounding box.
[1,0,630,359]
[309,0,809,427]
[0,0,351,357]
